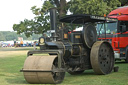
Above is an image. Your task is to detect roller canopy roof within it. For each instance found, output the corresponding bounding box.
[59,14,117,24]
[108,6,128,21]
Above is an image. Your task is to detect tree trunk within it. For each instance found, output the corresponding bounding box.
[54,0,67,17]
[59,0,67,16]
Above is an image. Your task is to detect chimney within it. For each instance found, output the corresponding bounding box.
[50,8,57,32]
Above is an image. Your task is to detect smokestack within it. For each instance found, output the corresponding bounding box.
[50,8,57,32]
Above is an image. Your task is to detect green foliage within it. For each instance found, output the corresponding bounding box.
[0,31,41,41]
[69,0,120,16]
[0,31,17,41]
[0,32,5,41]
[13,0,123,37]
[13,19,37,37]
[13,1,54,37]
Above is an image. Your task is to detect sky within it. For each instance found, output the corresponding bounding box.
[0,0,44,31]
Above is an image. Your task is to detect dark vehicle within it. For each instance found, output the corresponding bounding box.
[21,9,116,84]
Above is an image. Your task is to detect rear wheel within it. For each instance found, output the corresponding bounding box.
[90,41,115,75]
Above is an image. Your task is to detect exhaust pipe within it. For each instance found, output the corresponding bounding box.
[50,8,57,33]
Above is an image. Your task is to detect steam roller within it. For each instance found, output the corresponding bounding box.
[23,55,65,84]
[21,8,116,84]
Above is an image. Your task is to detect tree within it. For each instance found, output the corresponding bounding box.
[13,0,68,37]
[69,0,120,15]
[0,32,5,41]
[0,31,41,41]
[13,0,121,37]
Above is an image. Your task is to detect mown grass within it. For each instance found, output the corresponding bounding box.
[0,47,36,51]
[0,47,128,85]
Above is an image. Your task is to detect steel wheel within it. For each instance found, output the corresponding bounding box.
[90,41,114,75]
[23,55,65,84]
[52,58,65,83]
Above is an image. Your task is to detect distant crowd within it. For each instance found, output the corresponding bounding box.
[0,41,38,48]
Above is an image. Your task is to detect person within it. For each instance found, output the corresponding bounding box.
[26,42,29,47]
[20,40,23,47]
[14,39,16,48]
[33,41,36,50]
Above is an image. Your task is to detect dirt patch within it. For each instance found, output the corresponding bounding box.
[0,51,28,58]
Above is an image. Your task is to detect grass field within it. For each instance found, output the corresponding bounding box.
[0,47,128,85]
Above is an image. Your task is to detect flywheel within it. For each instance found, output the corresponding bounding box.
[82,24,97,48]
[90,41,114,74]
[23,55,65,84]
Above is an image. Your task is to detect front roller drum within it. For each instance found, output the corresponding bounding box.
[23,55,65,84]
[90,41,115,75]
